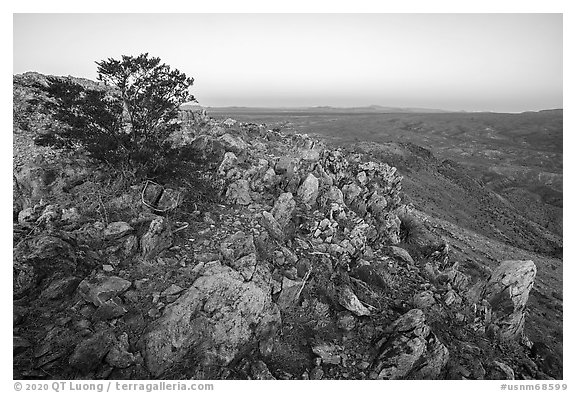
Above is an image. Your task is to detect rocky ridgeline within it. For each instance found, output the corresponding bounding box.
[13,108,546,380]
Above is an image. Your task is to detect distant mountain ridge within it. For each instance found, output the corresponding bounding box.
[205,105,455,114]
[204,105,562,115]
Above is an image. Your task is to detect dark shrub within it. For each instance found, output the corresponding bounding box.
[37,53,196,180]
[398,211,426,245]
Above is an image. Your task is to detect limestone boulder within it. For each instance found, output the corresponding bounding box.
[371,309,449,379]
[103,221,134,241]
[388,246,415,264]
[142,262,280,377]
[190,135,225,162]
[219,133,248,153]
[297,173,319,206]
[69,330,116,373]
[226,179,252,205]
[271,192,296,228]
[140,217,173,261]
[482,260,537,340]
[337,285,371,317]
[261,211,285,242]
[218,152,238,176]
[77,273,132,307]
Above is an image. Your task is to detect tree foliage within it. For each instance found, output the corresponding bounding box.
[38,53,195,177]
[96,53,194,149]
[40,77,126,162]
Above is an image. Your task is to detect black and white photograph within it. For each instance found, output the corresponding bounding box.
[9,6,567,389]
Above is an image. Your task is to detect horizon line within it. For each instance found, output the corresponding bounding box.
[192,104,563,115]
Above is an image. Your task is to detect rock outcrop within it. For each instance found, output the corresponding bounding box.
[271,192,296,228]
[69,330,116,373]
[142,262,280,377]
[140,217,173,261]
[77,274,132,307]
[482,260,537,340]
[371,309,449,379]
[225,179,253,205]
[297,173,319,206]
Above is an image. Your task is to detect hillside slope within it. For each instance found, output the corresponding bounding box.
[351,141,562,257]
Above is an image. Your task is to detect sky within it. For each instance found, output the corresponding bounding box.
[13,13,562,112]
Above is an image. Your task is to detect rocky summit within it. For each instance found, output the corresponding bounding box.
[12,72,562,380]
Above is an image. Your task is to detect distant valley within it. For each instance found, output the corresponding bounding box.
[209,107,563,251]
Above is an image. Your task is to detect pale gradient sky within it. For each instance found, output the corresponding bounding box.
[13,13,562,112]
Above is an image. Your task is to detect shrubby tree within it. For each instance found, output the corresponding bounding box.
[41,77,126,162]
[40,53,195,177]
[96,53,194,154]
